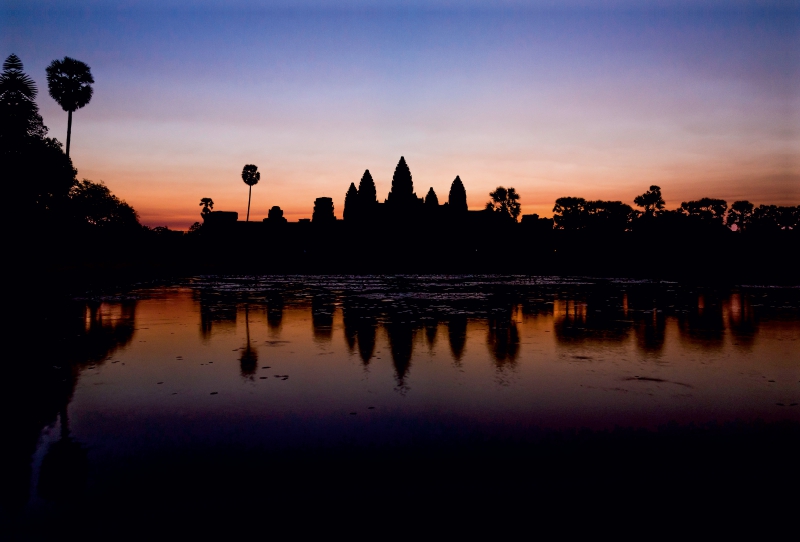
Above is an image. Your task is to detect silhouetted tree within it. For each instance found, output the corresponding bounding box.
[46,57,94,158]
[752,205,798,232]
[448,176,468,213]
[485,186,521,222]
[425,187,439,206]
[386,156,418,206]
[634,185,665,217]
[344,182,359,221]
[726,200,754,232]
[2,55,75,219]
[680,198,727,225]
[553,197,587,230]
[241,164,260,221]
[69,179,140,231]
[0,54,46,140]
[199,197,214,216]
[585,200,636,231]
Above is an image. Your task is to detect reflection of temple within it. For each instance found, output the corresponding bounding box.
[312,293,334,342]
[448,314,468,364]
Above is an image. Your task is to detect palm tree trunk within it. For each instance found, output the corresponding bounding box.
[66,110,73,158]
[247,185,252,221]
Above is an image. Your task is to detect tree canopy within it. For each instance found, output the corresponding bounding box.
[680,198,727,224]
[46,57,94,114]
[2,54,75,219]
[726,200,754,231]
[0,54,47,140]
[486,186,521,222]
[69,179,140,231]
[634,185,665,217]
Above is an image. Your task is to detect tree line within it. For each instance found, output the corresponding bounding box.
[551,186,797,234]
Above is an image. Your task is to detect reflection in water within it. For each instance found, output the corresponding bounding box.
[267,293,284,331]
[634,311,666,355]
[448,314,468,364]
[386,319,415,390]
[5,300,136,518]
[198,290,237,339]
[487,307,519,369]
[342,298,358,352]
[312,293,334,342]
[728,293,757,349]
[340,298,379,365]
[239,305,258,377]
[553,298,631,345]
[678,293,725,350]
[424,318,438,350]
[12,278,800,531]
[38,409,88,502]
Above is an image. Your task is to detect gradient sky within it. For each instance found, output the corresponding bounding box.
[3,0,798,228]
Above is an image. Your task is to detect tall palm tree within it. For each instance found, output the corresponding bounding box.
[241,164,260,221]
[46,57,94,158]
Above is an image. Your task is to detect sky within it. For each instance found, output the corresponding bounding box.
[3,0,799,228]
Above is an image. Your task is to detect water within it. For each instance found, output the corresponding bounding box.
[10,276,800,536]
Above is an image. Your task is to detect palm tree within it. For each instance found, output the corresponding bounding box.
[241,164,260,221]
[486,186,522,222]
[46,57,94,158]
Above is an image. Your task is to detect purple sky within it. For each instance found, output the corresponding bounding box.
[4,1,798,227]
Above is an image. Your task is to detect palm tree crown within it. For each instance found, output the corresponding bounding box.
[46,57,94,157]
[241,164,260,221]
[46,57,94,112]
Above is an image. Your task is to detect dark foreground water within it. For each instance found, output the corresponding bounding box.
[6,276,800,537]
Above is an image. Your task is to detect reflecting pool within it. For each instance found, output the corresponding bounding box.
[8,276,800,536]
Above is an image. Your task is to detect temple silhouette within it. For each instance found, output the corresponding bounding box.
[200,156,554,273]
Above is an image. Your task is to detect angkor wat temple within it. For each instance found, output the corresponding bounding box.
[201,156,553,272]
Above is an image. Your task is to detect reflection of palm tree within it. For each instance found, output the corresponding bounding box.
[46,56,94,158]
[241,164,260,222]
[239,305,258,377]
